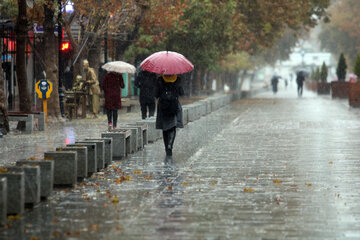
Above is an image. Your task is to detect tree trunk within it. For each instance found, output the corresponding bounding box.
[115,3,148,59]
[192,67,203,96]
[88,42,101,76]
[0,44,10,134]
[16,0,32,113]
[44,1,61,120]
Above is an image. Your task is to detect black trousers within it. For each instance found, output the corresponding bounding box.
[297,84,303,96]
[162,127,176,156]
[106,109,118,127]
[140,101,155,119]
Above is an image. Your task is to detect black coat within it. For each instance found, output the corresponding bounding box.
[135,71,156,104]
[155,77,184,131]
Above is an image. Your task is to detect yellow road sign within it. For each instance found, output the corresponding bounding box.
[35,79,53,99]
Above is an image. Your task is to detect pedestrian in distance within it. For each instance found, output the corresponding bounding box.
[135,70,157,119]
[296,71,306,97]
[271,75,281,94]
[155,74,184,157]
[102,71,125,130]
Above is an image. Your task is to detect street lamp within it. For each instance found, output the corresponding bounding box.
[301,49,305,67]
[58,0,65,117]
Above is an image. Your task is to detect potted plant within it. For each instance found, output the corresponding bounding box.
[331,53,349,98]
[317,62,330,94]
[349,54,360,107]
[306,67,319,92]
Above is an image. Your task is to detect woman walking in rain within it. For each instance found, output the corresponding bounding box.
[155,74,184,157]
[102,71,125,130]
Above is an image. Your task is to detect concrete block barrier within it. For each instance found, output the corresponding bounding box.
[101,130,131,159]
[126,123,148,149]
[57,147,88,179]
[182,107,188,125]
[0,178,6,226]
[83,139,105,171]
[6,166,40,206]
[44,151,77,186]
[137,118,161,142]
[16,160,54,198]
[100,138,113,167]
[67,143,97,175]
[0,171,24,215]
[118,126,138,153]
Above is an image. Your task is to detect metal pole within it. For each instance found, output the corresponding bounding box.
[58,0,65,117]
[104,30,108,63]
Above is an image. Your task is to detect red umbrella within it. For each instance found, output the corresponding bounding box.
[140,51,194,75]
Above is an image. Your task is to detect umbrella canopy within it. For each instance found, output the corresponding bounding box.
[101,61,136,74]
[140,51,194,75]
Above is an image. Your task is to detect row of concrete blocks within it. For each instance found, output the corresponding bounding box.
[0,95,234,226]
[182,94,232,124]
[0,120,162,227]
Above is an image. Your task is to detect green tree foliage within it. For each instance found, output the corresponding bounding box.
[320,62,328,82]
[354,54,360,79]
[336,53,347,81]
[0,0,17,19]
[314,67,321,82]
[319,0,360,67]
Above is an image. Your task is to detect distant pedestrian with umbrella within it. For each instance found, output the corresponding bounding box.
[135,70,157,119]
[102,71,125,130]
[140,51,194,157]
[101,61,136,130]
[296,70,306,97]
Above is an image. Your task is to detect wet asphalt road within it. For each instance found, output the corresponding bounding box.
[1,87,360,239]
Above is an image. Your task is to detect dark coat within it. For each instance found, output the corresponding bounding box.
[155,77,184,131]
[135,71,157,104]
[102,72,125,110]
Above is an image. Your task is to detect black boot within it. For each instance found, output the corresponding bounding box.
[166,128,176,156]
[162,130,169,154]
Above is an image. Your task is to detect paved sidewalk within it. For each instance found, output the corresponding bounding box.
[1,87,360,239]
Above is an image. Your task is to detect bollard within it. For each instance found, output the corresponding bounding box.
[0,178,6,226]
[101,130,131,160]
[136,118,159,143]
[90,137,114,167]
[126,123,148,149]
[6,166,41,206]
[82,139,105,171]
[67,143,97,175]
[117,126,138,153]
[56,146,88,179]
[44,151,77,186]
[16,160,54,198]
[101,138,113,167]
[0,171,24,215]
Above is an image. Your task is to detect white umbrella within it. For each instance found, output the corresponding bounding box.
[101,61,136,74]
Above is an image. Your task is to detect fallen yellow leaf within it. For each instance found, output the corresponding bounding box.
[244,188,254,193]
[89,224,99,231]
[133,170,142,174]
[0,168,8,173]
[112,197,119,204]
[116,226,124,231]
[306,183,312,187]
[273,179,282,184]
